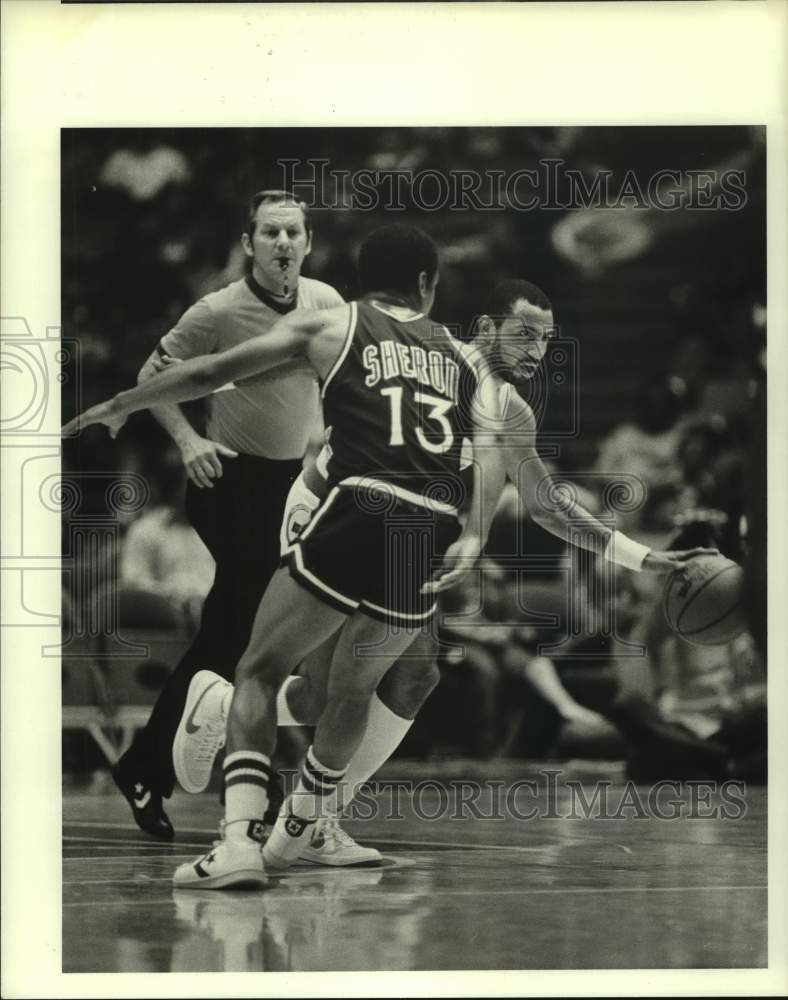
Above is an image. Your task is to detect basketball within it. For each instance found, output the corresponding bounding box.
[663,554,746,646]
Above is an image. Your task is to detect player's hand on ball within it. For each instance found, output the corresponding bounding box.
[62,399,127,439]
[642,547,720,574]
[421,532,482,595]
[179,436,238,489]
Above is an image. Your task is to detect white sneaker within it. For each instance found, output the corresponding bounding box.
[262,811,318,870]
[173,825,267,890]
[299,816,383,867]
[173,670,232,793]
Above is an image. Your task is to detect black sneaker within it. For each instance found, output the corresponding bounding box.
[112,763,175,840]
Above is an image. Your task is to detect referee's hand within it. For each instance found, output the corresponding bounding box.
[179,435,238,489]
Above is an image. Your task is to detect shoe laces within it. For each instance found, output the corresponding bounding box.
[193,721,225,761]
[203,820,227,855]
[320,815,355,847]
[216,818,263,850]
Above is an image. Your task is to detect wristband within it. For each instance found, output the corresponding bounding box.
[603,530,650,572]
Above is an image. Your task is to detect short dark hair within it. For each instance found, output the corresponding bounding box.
[358,224,439,297]
[246,190,312,239]
[487,279,552,322]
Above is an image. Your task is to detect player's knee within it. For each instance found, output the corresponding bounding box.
[327,669,380,705]
[378,658,440,718]
[233,665,277,705]
[291,678,325,726]
[235,645,290,690]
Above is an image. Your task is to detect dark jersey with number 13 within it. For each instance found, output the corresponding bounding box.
[319,299,479,505]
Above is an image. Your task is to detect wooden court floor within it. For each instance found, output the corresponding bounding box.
[63,763,767,973]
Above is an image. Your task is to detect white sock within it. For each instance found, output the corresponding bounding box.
[223,750,271,844]
[276,676,303,726]
[334,694,413,814]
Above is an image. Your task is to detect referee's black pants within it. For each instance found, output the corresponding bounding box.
[119,452,303,796]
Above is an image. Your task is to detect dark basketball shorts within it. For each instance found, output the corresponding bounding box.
[280,476,462,625]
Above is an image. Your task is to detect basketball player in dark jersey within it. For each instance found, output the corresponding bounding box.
[110,190,343,840]
[64,224,507,888]
[174,278,718,846]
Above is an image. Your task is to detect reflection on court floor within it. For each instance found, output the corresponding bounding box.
[63,765,767,972]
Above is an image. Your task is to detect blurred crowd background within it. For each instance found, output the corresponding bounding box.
[61,126,767,784]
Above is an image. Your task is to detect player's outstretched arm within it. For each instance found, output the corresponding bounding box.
[504,392,716,574]
[61,309,339,437]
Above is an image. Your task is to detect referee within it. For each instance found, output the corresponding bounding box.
[113,191,343,838]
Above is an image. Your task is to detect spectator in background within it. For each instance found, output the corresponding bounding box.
[593,375,691,532]
[120,456,214,631]
[595,375,689,484]
[672,414,746,558]
[432,472,620,761]
[477,465,757,775]
[423,562,610,761]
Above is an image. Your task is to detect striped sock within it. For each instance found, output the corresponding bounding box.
[288,746,346,822]
[223,750,271,844]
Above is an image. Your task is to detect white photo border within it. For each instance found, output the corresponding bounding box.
[1,1,786,997]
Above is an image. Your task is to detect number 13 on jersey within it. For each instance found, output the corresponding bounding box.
[381,386,455,454]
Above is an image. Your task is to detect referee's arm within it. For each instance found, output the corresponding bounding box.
[139,298,229,488]
[138,350,227,488]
